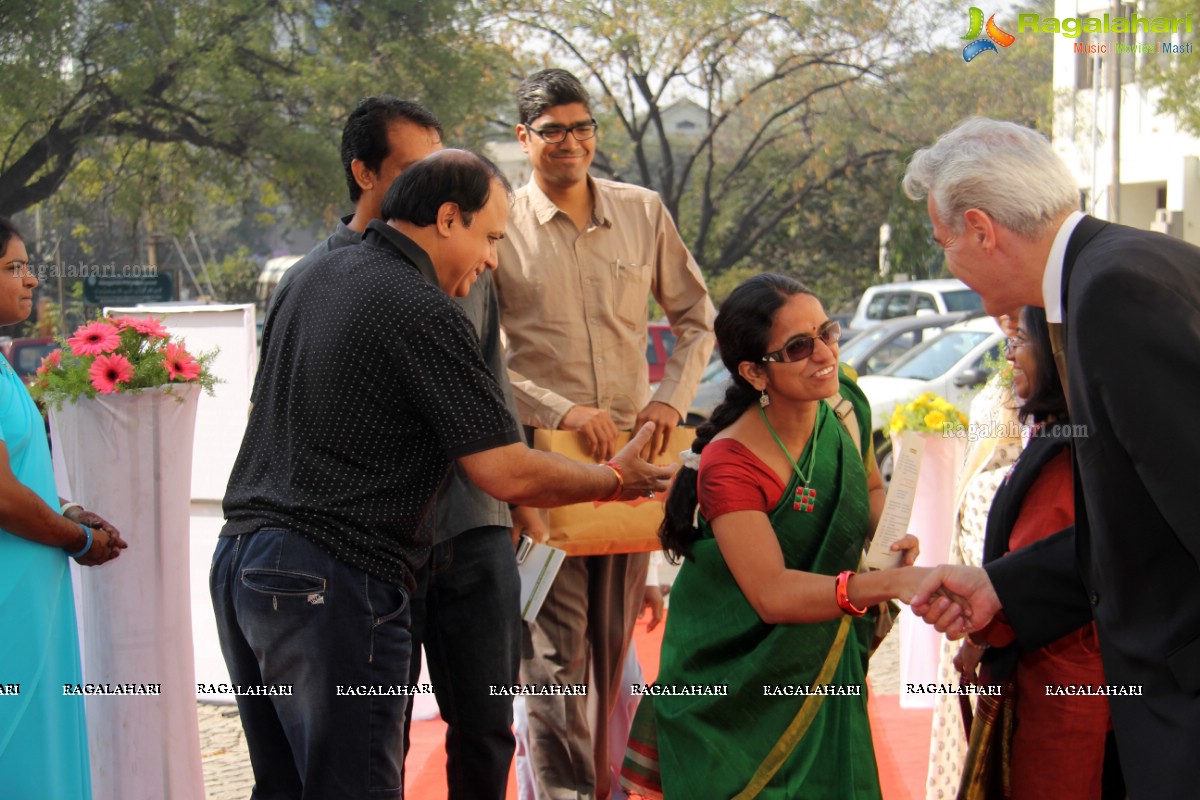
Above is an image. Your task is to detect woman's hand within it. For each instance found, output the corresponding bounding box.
[66,509,127,567]
[889,533,920,567]
[954,640,987,684]
[887,565,933,603]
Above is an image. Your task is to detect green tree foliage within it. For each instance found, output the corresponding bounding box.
[491,0,925,276]
[1,0,512,314]
[873,6,1055,285]
[0,0,511,218]
[1141,0,1200,134]
[490,0,1053,309]
[206,247,260,305]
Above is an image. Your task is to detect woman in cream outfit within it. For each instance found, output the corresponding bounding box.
[924,371,1023,799]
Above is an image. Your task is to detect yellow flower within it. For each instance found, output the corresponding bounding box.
[924,410,947,430]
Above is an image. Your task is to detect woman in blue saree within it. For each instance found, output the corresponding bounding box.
[632,274,928,799]
[0,218,127,797]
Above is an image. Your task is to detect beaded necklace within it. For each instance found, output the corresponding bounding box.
[758,403,823,512]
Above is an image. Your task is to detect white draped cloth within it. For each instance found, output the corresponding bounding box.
[897,429,966,709]
[52,385,206,800]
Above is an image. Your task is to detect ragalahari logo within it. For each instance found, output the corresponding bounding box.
[962,7,1016,62]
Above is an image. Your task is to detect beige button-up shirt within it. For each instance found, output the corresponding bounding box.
[495,176,715,430]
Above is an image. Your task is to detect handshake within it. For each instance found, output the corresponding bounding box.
[905,564,1001,639]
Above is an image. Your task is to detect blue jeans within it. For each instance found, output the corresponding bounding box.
[211,528,412,800]
[402,526,520,800]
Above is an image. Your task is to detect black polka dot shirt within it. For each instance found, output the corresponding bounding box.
[221,220,521,592]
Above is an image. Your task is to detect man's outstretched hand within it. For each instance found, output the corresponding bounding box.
[909,565,1002,640]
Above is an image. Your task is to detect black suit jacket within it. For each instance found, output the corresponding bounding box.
[985,216,1200,798]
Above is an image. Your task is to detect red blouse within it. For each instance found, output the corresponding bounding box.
[696,438,787,520]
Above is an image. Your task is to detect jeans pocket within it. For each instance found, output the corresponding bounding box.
[241,568,327,597]
[370,581,409,628]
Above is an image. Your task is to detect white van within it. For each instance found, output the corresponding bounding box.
[255,255,303,316]
[848,279,982,332]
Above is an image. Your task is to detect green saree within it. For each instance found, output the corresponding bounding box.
[654,372,882,799]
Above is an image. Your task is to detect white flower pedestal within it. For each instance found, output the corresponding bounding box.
[50,383,205,799]
[894,430,966,709]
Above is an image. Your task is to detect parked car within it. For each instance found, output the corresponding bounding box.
[836,312,971,377]
[0,336,60,387]
[684,357,732,423]
[857,315,1005,482]
[646,321,678,383]
[848,279,982,332]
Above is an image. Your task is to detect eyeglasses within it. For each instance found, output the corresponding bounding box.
[1005,331,1030,352]
[762,321,841,363]
[527,119,599,144]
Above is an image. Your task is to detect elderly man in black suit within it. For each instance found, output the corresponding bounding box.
[903,117,1200,798]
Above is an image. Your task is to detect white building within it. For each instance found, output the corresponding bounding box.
[1052,0,1200,244]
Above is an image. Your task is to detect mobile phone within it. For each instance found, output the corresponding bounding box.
[515,534,534,563]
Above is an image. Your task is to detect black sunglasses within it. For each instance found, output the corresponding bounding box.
[761,321,841,363]
[527,119,599,144]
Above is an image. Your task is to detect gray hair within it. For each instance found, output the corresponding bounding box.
[903,117,1079,239]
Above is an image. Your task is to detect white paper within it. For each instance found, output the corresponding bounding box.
[516,539,566,621]
[864,431,925,570]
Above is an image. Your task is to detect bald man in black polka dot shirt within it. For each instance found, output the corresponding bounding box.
[211,150,674,799]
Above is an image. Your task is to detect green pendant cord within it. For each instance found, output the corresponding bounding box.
[757,403,822,486]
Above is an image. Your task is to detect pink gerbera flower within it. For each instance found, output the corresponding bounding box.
[68,322,122,356]
[89,353,134,394]
[36,349,62,376]
[164,342,201,381]
[114,315,170,338]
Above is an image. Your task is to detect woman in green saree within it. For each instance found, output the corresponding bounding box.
[637,274,928,799]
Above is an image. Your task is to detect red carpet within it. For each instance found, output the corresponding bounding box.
[404,610,930,799]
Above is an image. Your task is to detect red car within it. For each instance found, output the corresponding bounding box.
[0,337,61,387]
[646,321,677,384]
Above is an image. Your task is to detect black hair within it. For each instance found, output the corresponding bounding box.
[517,69,591,126]
[341,96,443,204]
[660,273,816,563]
[0,217,23,259]
[381,149,511,227]
[1016,305,1068,425]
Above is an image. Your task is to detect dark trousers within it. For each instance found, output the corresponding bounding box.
[211,528,412,800]
[402,525,520,800]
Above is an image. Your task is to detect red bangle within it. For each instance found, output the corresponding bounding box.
[835,570,868,617]
[600,461,624,502]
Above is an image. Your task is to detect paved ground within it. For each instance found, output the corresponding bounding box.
[199,702,255,800]
[198,622,905,799]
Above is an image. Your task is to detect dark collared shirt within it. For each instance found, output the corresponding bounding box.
[222,220,521,591]
[266,215,360,317]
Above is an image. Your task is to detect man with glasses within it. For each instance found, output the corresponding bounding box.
[494,68,715,800]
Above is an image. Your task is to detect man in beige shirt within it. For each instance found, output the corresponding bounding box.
[495,69,715,800]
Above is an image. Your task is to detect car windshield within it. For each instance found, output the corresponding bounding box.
[886,331,990,381]
[13,342,59,377]
[941,289,983,312]
[837,327,886,363]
